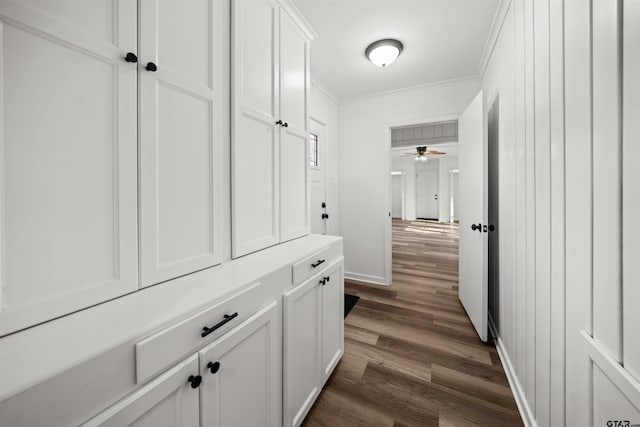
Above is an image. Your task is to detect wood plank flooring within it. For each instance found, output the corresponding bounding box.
[303,219,523,427]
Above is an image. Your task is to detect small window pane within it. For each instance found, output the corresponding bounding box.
[309,133,319,167]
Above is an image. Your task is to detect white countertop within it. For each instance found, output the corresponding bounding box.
[0,235,342,401]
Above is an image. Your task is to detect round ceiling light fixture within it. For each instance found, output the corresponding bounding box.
[365,39,403,67]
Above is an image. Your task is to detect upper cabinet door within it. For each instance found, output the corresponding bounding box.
[279,10,310,242]
[0,0,138,335]
[139,0,223,286]
[232,0,280,257]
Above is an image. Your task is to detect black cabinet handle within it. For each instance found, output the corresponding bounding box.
[207,361,221,374]
[471,223,482,232]
[320,278,326,286]
[488,224,495,232]
[276,120,283,125]
[311,259,325,268]
[146,62,157,72]
[201,312,238,337]
[322,213,329,219]
[283,122,289,127]
[324,276,330,283]
[188,375,202,389]
[125,52,137,63]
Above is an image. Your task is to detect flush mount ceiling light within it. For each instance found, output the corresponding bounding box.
[365,39,403,67]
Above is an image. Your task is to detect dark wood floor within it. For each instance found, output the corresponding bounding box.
[303,219,523,427]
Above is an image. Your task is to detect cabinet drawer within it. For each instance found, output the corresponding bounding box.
[291,244,340,286]
[136,282,263,383]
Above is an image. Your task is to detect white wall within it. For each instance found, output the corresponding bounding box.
[391,156,416,220]
[310,78,340,236]
[483,0,640,426]
[339,80,481,284]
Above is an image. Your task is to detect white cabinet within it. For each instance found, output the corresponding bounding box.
[0,0,225,334]
[283,272,322,427]
[138,0,224,286]
[0,0,139,335]
[199,301,282,427]
[232,0,313,257]
[279,10,311,242]
[83,355,201,427]
[321,262,344,384]
[283,258,344,427]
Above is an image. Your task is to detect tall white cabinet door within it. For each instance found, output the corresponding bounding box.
[321,261,344,384]
[139,0,223,286]
[232,0,281,257]
[279,10,310,242]
[283,275,322,427]
[83,355,200,427]
[199,302,282,427]
[0,0,138,335]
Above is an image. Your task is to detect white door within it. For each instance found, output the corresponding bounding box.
[283,274,322,427]
[415,171,439,219]
[232,0,280,257]
[199,302,282,427]
[391,174,404,219]
[309,120,327,234]
[280,9,310,242]
[458,90,487,341]
[83,355,200,427]
[0,0,138,335]
[139,0,223,287]
[321,261,344,384]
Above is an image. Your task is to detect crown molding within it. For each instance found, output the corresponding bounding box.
[341,76,480,104]
[311,74,340,104]
[278,0,318,40]
[476,0,512,80]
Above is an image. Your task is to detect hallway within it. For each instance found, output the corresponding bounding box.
[304,219,523,426]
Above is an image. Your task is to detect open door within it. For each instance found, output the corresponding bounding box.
[458,90,487,341]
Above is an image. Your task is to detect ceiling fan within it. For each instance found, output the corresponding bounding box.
[401,146,446,161]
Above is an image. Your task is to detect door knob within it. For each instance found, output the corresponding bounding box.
[321,202,327,208]
[322,213,329,219]
[276,120,283,125]
[471,223,482,232]
[145,62,157,72]
[125,52,137,63]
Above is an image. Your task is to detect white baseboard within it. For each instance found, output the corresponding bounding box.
[488,320,537,427]
[344,271,388,286]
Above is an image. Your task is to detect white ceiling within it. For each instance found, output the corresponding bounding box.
[292,0,500,100]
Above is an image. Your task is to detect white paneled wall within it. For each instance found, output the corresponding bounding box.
[485,0,640,425]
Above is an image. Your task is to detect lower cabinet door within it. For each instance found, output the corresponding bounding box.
[283,274,323,427]
[83,355,200,427]
[199,301,282,427]
[321,261,344,384]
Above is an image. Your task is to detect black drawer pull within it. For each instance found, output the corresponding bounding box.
[188,375,202,389]
[311,259,325,268]
[201,312,238,338]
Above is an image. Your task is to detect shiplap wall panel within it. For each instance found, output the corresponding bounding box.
[523,0,537,409]
[623,0,640,383]
[592,0,623,362]
[513,0,528,387]
[500,8,518,368]
[533,0,552,424]
[563,0,593,424]
[549,0,566,424]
